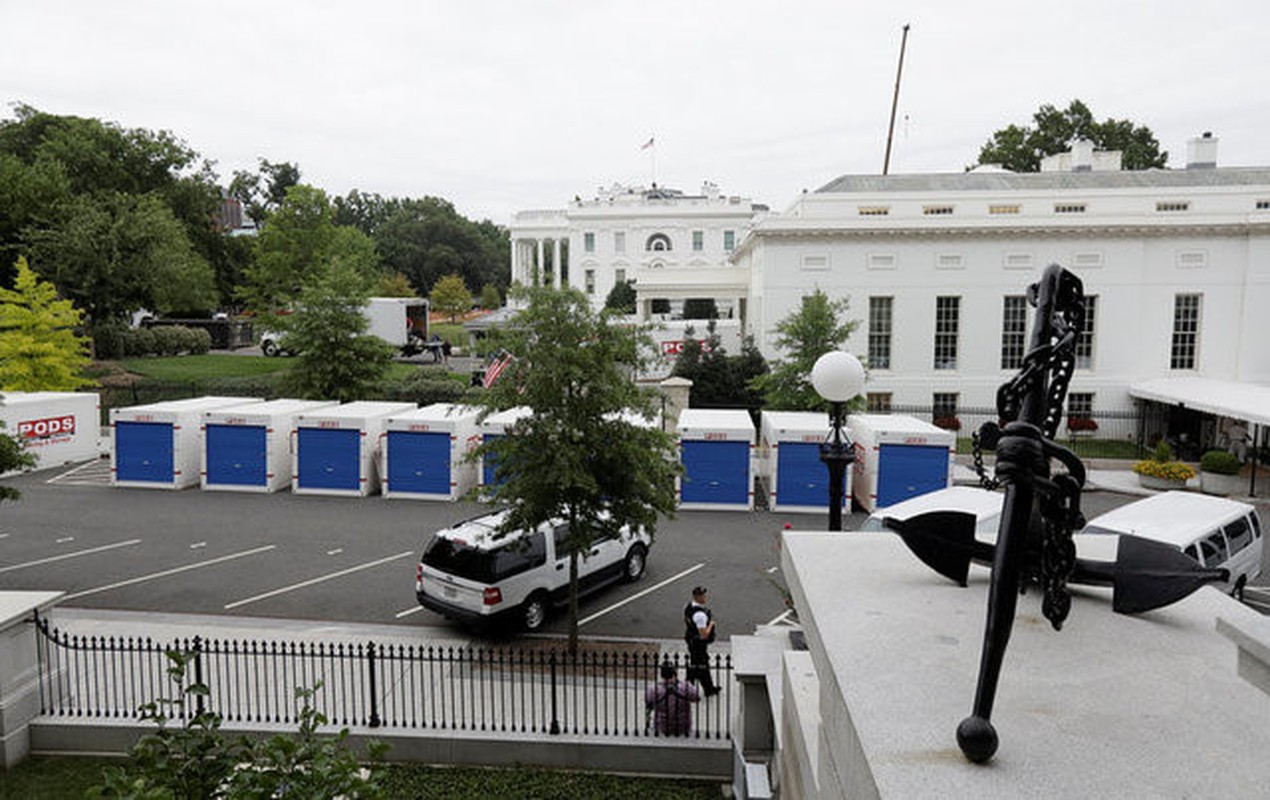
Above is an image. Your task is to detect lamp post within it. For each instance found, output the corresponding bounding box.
[811,351,866,531]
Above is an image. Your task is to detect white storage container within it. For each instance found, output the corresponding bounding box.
[478,406,532,488]
[676,408,755,510]
[292,401,416,497]
[112,396,257,489]
[201,399,340,492]
[848,414,956,513]
[382,404,482,501]
[0,391,101,471]
[759,410,852,513]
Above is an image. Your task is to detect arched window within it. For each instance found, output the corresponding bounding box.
[645,233,672,252]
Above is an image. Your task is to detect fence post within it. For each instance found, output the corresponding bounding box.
[192,636,205,717]
[549,651,560,735]
[366,641,380,728]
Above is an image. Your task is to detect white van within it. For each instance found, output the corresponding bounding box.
[860,486,1004,539]
[1083,491,1263,601]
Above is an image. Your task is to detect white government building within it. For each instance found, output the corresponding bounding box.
[509,135,1270,447]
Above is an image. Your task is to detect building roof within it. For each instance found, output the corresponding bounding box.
[1128,377,1270,428]
[816,167,1270,194]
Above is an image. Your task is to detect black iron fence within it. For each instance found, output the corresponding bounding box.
[33,615,732,741]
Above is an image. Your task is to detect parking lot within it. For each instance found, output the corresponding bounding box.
[2,461,1265,643]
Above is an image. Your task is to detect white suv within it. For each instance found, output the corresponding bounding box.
[415,510,651,631]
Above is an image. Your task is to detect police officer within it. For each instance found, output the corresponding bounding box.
[683,586,720,696]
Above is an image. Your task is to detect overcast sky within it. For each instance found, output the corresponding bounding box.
[4,1,1267,223]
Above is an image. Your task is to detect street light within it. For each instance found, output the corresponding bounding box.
[811,351,866,531]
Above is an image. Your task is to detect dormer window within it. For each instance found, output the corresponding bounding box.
[646,233,672,252]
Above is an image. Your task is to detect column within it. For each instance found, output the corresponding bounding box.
[553,239,563,289]
[536,240,545,287]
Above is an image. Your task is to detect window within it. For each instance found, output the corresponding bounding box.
[868,297,893,370]
[1054,203,1087,214]
[614,231,625,253]
[933,392,958,420]
[934,296,960,370]
[1176,251,1207,269]
[1201,530,1229,565]
[646,233,672,252]
[1000,295,1027,370]
[1004,253,1033,270]
[868,254,896,270]
[692,230,704,252]
[614,268,626,285]
[923,205,954,215]
[1073,252,1103,269]
[1171,293,1201,369]
[937,254,964,270]
[1225,516,1254,555]
[723,230,736,252]
[1075,295,1096,369]
[801,255,829,271]
[990,204,1021,215]
[858,206,890,216]
[584,269,595,295]
[1257,200,1270,211]
[583,232,595,253]
[867,392,892,412]
[1067,392,1093,420]
[1156,201,1190,212]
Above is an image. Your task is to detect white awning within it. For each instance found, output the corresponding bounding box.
[1128,377,1270,428]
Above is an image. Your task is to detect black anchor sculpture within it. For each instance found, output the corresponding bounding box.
[886,264,1228,764]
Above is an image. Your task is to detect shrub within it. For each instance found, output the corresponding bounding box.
[376,371,470,406]
[1066,416,1098,432]
[172,326,199,354]
[152,326,184,356]
[189,327,213,354]
[1132,440,1196,481]
[126,327,158,356]
[1199,449,1241,475]
[933,415,962,432]
[91,322,129,360]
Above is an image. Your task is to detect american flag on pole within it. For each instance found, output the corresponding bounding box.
[482,350,513,388]
[640,136,654,150]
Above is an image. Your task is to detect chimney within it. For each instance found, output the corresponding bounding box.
[1186,132,1218,169]
[1071,139,1094,172]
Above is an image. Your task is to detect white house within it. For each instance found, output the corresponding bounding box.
[509,182,765,320]
[732,134,1270,426]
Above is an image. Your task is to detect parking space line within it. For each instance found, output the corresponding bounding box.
[64,545,277,601]
[395,605,425,619]
[0,538,142,574]
[578,562,705,627]
[224,551,415,610]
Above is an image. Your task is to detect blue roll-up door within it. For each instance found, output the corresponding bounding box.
[776,442,840,508]
[116,422,174,483]
[205,424,267,486]
[297,428,361,491]
[681,440,749,505]
[877,444,948,507]
[387,431,450,494]
[482,433,502,486]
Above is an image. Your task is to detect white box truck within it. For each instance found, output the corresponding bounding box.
[0,391,101,472]
[260,297,431,358]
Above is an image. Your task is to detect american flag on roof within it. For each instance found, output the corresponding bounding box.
[482,350,513,388]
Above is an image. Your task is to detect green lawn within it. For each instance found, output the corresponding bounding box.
[0,756,722,799]
[955,436,1141,460]
[120,354,295,381]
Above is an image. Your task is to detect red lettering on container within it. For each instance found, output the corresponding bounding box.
[17,415,76,439]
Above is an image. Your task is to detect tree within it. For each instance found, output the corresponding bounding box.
[604,279,636,314]
[0,420,36,502]
[25,191,217,322]
[376,271,416,298]
[277,260,395,402]
[975,99,1167,172]
[0,257,91,390]
[671,324,767,411]
[238,185,379,313]
[475,287,680,652]
[750,289,859,411]
[479,283,501,310]
[430,273,473,322]
[229,158,301,227]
